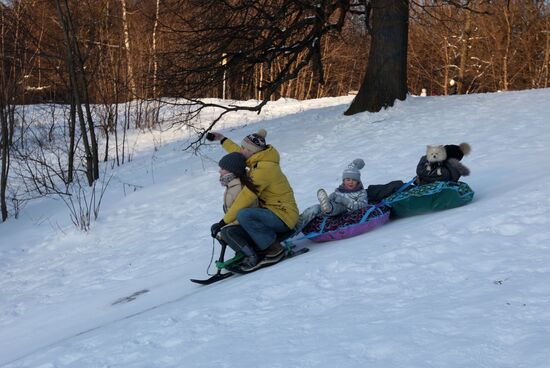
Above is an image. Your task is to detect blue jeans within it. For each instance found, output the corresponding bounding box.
[237,208,290,250]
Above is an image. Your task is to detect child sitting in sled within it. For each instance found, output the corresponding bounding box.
[192,152,260,283]
[213,152,259,264]
[293,159,369,235]
[217,152,258,220]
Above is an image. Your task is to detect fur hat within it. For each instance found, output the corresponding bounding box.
[219,152,247,176]
[342,158,365,182]
[444,142,471,161]
[241,129,267,153]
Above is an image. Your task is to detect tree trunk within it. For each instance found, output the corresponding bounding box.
[502,6,511,91]
[257,63,263,100]
[63,1,99,180]
[152,0,161,99]
[0,102,9,222]
[79,72,100,180]
[120,0,136,99]
[55,0,95,185]
[67,96,76,183]
[443,36,450,95]
[543,32,550,88]
[345,0,409,115]
[0,10,7,221]
[458,10,472,94]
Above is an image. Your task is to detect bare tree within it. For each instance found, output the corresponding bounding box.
[54,0,99,185]
[157,0,350,117]
[0,95,10,222]
[542,30,550,88]
[120,0,137,99]
[152,0,161,99]
[1,5,11,221]
[1,2,27,221]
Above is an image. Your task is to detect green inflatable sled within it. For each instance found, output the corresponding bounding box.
[383,180,474,217]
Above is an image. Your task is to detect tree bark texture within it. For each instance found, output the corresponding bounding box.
[458,10,472,94]
[345,0,409,115]
[0,102,9,222]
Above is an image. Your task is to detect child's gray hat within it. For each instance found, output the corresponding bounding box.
[342,159,365,181]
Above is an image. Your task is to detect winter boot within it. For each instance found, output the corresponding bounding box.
[262,242,285,261]
[317,188,332,213]
[238,254,262,272]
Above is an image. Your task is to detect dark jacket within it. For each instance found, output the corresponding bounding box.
[416,155,461,184]
[367,180,406,204]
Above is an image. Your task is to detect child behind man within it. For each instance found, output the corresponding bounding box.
[294,159,369,235]
[217,152,258,218]
[214,152,259,264]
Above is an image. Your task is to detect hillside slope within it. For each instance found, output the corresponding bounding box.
[1,90,550,367]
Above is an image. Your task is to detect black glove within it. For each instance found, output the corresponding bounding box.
[210,219,226,238]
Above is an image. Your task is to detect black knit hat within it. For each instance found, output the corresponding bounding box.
[219,152,247,176]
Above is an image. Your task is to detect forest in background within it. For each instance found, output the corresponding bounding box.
[2,0,549,104]
[1,0,549,223]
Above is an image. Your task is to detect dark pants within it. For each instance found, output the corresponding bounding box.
[219,225,256,257]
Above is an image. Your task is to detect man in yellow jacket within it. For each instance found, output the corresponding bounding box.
[209,129,299,272]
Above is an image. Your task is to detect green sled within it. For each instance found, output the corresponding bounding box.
[384,181,474,218]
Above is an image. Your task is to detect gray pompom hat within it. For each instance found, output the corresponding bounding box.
[342,158,365,181]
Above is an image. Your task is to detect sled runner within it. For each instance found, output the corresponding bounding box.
[224,246,310,274]
[191,237,308,285]
[190,240,235,285]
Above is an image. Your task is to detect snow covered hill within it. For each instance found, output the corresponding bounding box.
[1,90,550,367]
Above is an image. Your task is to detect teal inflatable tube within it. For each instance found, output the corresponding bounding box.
[383,181,474,217]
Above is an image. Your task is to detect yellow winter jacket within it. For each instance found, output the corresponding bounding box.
[221,138,299,229]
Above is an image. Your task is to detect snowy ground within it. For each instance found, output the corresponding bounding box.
[1,90,550,367]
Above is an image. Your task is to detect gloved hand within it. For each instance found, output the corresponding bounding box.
[208,132,224,141]
[210,219,226,238]
[333,194,350,206]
